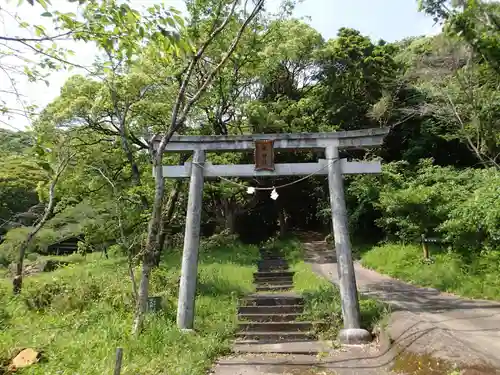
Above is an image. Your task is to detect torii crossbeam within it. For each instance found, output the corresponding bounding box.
[155,127,390,344]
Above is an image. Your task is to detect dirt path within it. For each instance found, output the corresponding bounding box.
[305,240,500,370]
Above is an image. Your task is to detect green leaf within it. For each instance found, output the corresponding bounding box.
[37,0,49,10]
[41,11,52,17]
[37,161,53,173]
[173,14,184,27]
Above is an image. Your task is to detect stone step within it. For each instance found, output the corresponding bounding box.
[257,265,289,272]
[238,313,302,322]
[253,277,294,285]
[304,254,336,263]
[260,255,284,259]
[232,340,331,354]
[258,259,288,267]
[238,321,314,332]
[235,331,314,342]
[259,249,282,255]
[255,284,294,292]
[254,271,295,279]
[242,294,303,306]
[238,304,304,315]
[259,254,283,258]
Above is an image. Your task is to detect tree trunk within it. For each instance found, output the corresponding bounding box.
[278,207,287,238]
[13,174,59,294]
[132,160,165,335]
[155,180,182,266]
[222,198,236,234]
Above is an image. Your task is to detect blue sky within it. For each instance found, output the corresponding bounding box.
[1,0,440,130]
[294,0,440,42]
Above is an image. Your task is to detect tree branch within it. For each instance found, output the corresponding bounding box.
[176,0,265,128]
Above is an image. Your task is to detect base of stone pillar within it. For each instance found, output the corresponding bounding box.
[338,328,373,345]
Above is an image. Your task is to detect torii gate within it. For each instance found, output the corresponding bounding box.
[156,127,389,344]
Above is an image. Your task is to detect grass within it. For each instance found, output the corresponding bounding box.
[361,242,500,300]
[0,238,258,375]
[265,237,389,341]
[0,234,393,374]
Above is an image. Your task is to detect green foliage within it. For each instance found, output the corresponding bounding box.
[0,253,9,268]
[316,28,400,130]
[0,227,38,263]
[0,242,256,374]
[75,1,187,61]
[0,129,33,156]
[0,302,9,330]
[0,156,44,229]
[200,230,239,252]
[362,243,500,300]
[346,160,500,253]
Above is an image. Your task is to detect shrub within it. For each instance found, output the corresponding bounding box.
[302,284,343,339]
[107,244,126,257]
[0,253,9,268]
[0,287,10,329]
[347,159,500,253]
[201,230,238,252]
[26,252,40,262]
[440,169,500,252]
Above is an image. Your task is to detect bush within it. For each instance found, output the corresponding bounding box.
[0,227,60,262]
[107,244,126,257]
[201,230,238,252]
[0,305,9,329]
[440,169,500,252]
[22,262,134,313]
[26,252,40,262]
[347,160,500,253]
[0,288,10,329]
[0,253,9,268]
[301,284,343,339]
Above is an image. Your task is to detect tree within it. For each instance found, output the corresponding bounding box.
[0,155,45,234]
[12,129,76,294]
[315,28,400,131]
[0,0,184,128]
[135,0,267,335]
[418,0,500,73]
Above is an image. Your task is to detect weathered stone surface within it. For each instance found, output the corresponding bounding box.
[338,328,373,345]
[232,340,333,354]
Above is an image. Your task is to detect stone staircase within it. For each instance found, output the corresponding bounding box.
[233,248,323,353]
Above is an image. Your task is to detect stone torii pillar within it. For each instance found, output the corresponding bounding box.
[326,146,371,344]
[176,150,205,330]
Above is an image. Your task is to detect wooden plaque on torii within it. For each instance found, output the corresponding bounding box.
[254,140,274,171]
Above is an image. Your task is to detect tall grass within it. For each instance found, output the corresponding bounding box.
[361,243,500,300]
[0,241,258,375]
